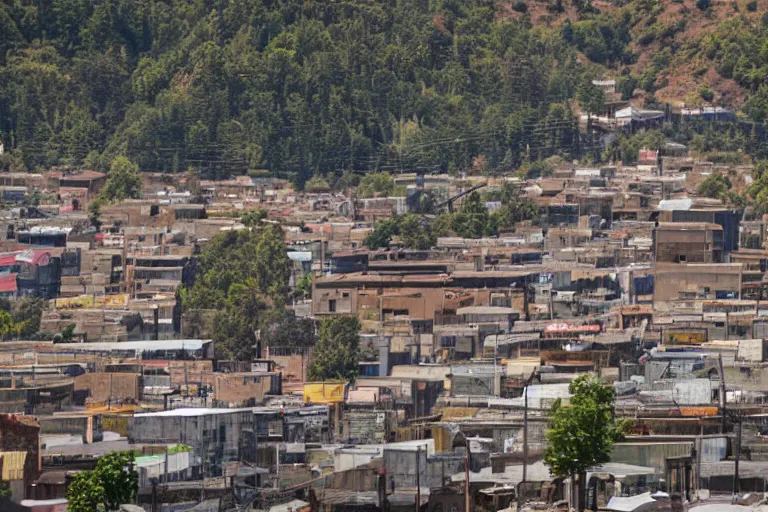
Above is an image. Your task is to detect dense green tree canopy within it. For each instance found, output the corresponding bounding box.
[363,182,538,248]
[0,297,45,339]
[11,298,44,337]
[261,310,316,349]
[697,174,731,200]
[308,316,361,382]
[749,160,768,213]
[357,172,401,198]
[241,209,267,226]
[364,213,441,250]
[182,224,290,359]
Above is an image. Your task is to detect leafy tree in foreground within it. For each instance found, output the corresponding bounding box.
[543,375,626,510]
[97,452,139,511]
[66,471,103,512]
[66,451,137,512]
[308,316,361,382]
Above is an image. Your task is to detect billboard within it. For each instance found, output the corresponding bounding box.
[544,323,601,335]
[303,382,346,404]
[679,406,718,417]
[102,294,130,307]
[54,295,95,309]
[55,294,130,309]
[664,330,707,345]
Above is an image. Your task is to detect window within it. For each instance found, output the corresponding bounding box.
[441,336,456,348]
[678,255,687,262]
[328,300,336,312]
[491,296,512,307]
[342,292,349,298]
[219,424,226,443]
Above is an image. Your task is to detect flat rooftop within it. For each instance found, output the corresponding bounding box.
[55,339,211,352]
[135,407,253,417]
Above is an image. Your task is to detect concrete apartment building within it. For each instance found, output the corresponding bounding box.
[654,222,724,263]
[131,408,255,477]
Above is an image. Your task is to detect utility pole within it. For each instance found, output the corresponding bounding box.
[523,382,529,485]
[415,445,421,512]
[320,231,326,274]
[522,369,538,487]
[718,354,726,434]
[122,231,128,293]
[201,422,207,503]
[548,285,554,320]
[151,478,158,512]
[275,443,280,487]
[464,439,471,512]
[733,418,742,503]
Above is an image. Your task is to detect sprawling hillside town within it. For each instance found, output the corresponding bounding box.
[3,121,768,512]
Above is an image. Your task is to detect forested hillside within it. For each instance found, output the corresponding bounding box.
[0,0,604,181]
[1,0,768,182]
[518,0,768,112]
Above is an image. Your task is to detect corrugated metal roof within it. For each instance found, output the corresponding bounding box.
[657,222,722,230]
[390,365,450,381]
[55,339,210,352]
[0,451,27,480]
[456,306,518,315]
[657,198,693,211]
[700,460,768,479]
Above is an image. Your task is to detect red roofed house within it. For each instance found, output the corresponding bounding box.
[0,273,18,299]
[0,249,63,299]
